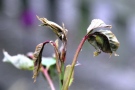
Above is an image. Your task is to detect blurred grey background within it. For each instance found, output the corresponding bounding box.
[0,0,135,90]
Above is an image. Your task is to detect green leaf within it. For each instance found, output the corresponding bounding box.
[63,65,74,88]
[41,57,56,69]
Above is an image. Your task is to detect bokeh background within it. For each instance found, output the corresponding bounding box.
[0,0,135,90]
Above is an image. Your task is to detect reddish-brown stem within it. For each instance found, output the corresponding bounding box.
[43,41,61,73]
[71,35,89,68]
[63,35,89,90]
[41,67,55,90]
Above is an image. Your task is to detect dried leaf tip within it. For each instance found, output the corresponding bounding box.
[36,15,67,41]
[62,23,68,36]
[36,15,48,25]
[87,19,112,35]
[33,43,44,82]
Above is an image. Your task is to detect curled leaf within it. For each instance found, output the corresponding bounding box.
[37,16,68,63]
[87,19,112,35]
[33,40,61,82]
[2,50,34,70]
[33,43,44,82]
[88,30,120,56]
[37,16,68,41]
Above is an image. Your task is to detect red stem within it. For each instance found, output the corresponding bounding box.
[41,67,55,90]
[63,35,89,90]
[71,35,89,67]
[43,41,61,73]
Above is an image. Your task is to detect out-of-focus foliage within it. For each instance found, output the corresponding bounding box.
[3,50,34,70]
[41,57,56,69]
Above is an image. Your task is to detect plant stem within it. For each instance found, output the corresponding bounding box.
[41,67,55,90]
[59,62,65,90]
[59,40,67,89]
[43,41,61,73]
[63,35,89,90]
[71,35,89,69]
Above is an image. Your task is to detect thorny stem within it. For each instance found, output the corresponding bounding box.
[41,67,55,90]
[63,35,89,90]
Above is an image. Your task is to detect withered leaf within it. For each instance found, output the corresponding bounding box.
[97,30,120,56]
[33,43,44,82]
[37,16,67,41]
[87,19,112,35]
[88,30,120,56]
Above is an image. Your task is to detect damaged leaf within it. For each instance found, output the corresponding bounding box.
[87,19,119,56]
[37,16,68,41]
[33,43,44,82]
[88,30,120,56]
[37,16,68,63]
[2,50,34,70]
[87,19,112,35]
[32,40,61,82]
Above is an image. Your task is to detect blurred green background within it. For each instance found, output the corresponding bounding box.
[0,0,135,90]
